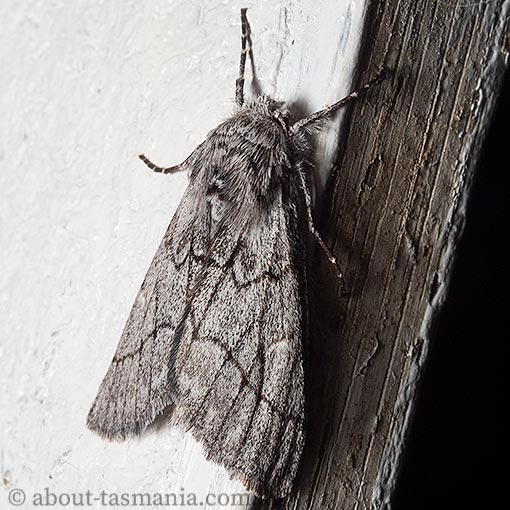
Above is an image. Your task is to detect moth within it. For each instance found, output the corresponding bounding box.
[87,8,384,499]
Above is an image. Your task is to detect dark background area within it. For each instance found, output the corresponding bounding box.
[392,70,508,509]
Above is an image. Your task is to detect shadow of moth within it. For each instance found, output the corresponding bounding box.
[87,8,385,499]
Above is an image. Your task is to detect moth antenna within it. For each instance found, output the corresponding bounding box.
[292,68,387,133]
[235,8,250,107]
[138,154,183,174]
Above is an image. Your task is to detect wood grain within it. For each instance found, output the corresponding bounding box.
[263,1,509,508]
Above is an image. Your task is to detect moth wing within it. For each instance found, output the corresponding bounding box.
[87,182,209,440]
[171,183,308,498]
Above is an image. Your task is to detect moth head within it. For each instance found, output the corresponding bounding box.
[248,95,290,132]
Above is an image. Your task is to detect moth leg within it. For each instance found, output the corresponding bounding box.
[235,8,250,108]
[138,154,184,174]
[291,69,386,133]
[298,171,348,295]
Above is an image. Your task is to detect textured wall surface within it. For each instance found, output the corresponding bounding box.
[0,1,365,507]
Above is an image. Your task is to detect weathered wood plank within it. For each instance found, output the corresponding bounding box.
[268,1,509,508]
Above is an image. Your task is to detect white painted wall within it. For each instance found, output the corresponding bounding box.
[0,1,365,507]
